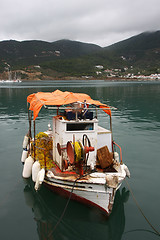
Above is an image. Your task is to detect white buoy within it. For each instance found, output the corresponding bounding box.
[21,149,28,163]
[22,156,34,178]
[123,164,131,178]
[32,161,41,182]
[22,135,29,149]
[35,168,45,191]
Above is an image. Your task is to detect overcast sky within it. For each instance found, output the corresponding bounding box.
[1,0,160,47]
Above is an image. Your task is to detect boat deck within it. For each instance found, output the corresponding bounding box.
[48,161,117,180]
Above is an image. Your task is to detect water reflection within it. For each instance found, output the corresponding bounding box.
[0,81,160,124]
[23,179,129,240]
[99,83,160,124]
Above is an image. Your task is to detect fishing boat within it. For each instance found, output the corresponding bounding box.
[21,89,130,215]
[0,79,22,83]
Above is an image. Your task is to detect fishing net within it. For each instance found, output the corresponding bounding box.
[31,132,53,169]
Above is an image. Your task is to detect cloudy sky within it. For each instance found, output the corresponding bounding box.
[1,0,160,47]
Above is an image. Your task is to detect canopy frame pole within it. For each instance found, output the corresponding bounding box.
[33,120,36,161]
[96,107,98,118]
[27,103,32,153]
[45,106,113,111]
[109,113,114,156]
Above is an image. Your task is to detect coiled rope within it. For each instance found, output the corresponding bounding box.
[125,179,160,236]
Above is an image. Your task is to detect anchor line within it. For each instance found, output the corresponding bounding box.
[125,179,160,236]
[48,171,95,238]
[124,228,159,237]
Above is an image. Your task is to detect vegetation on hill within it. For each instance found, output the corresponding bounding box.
[103,31,160,73]
[0,31,160,79]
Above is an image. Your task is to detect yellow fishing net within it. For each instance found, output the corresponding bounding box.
[31,132,53,169]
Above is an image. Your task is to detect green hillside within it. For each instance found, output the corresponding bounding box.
[1,31,160,79]
[0,39,101,64]
[103,31,160,72]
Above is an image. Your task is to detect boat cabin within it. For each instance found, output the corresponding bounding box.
[53,112,112,171]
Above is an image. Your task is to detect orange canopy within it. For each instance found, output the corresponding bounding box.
[27,89,111,120]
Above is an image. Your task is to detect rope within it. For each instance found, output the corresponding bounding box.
[47,171,94,238]
[74,141,82,162]
[124,228,159,236]
[125,179,160,236]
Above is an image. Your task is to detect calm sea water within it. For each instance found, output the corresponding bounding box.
[0,80,160,240]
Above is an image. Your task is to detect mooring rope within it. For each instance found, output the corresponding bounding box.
[124,228,159,237]
[125,179,160,236]
[48,171,94,238]
[48,175,160,238]
[48,180,77,237]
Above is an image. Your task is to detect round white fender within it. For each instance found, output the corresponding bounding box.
[32,161,41,182]
[22,135,29,149]
[123,164,131,178]
[21,149,28,163]
[114,152,120,162]
[22,156,34,178]
[35,168,45,191]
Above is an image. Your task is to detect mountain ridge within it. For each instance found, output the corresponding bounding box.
[0,31,160,79]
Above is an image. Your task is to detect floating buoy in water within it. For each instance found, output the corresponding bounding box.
[22,156,34,178]
[35,168,45,191]
[22,135,29,149]
[32,161,41,182]
[21,149,28,163]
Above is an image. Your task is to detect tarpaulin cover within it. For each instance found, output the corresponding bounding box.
[27,89,111,120]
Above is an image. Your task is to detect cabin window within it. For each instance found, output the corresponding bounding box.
[66,123,94,131]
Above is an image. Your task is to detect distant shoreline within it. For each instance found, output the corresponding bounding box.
[19,77,160,82]
[1,75,160,82]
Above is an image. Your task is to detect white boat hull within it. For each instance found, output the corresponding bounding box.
[43,169,126,215]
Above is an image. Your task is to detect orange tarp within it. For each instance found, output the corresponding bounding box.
[27,89,111,120]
